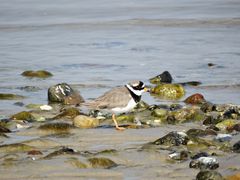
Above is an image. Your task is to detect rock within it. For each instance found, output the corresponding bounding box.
[226,173,240,180]
[189,156,219,170]
[168,150,189,161]
[151,108,168,118]
[191,152,210,160]
[184,93,206,105]
[27,150,43,155]
[186,128,217,138]
[44,147,78,159]
[227,123,240,132]
[10,111,35,121]
[73,115,99,128]
[53,107,81,119]
[48,83,84,105]
[0,143,34,153]
[0,93,25,100]
[0,125,11,133]
[196,170,224,180]
[38,122,74,132]
[150,83,185,100]
[179,81,202,86]
[14,102,25,107]
[149,71,173,84]
[22,138,60,148]
[66,158,88,168]
[25,104,42,109]
[215,119,238,131]
[201,102,217,113]
[21,70,53,78]
[214,134,232,142]
[40,105,53,111]
[116,114,135,123]
[232,140,240,153]
[88,157,117,169]
[152,131,189,146]
[18,86,41,92]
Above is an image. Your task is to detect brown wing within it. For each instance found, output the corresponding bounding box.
[85,86,131,109]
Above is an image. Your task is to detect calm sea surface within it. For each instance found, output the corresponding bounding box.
[0,0,240,179]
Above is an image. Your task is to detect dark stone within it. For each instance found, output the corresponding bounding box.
[48,83,84,105]
[14,102,25,107]
[43,147,77,159]
[232,140,240,153]
[0,93,25,100]
[153,131,189,146]
[184,93,206,105]
[53,107,81,119]
[186,129,217,138]
[196,170,224,180]
[200,102,216,113]
[227,123,240,132]
[0,125,11,133]
[191,152,210,160]
[179,81,202,86]
[149,71,173,84]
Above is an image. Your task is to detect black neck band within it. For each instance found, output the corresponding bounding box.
[125,85,141,103]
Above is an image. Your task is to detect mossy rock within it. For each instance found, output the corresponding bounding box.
[53,107,81,119]
[0,143,34,153]
[10,111,35,121]
[66,158,88,168]
[215,119,238,131]
[196,170,224,180]
[116,114,135,123]
[21,70,53,78]
[150,83,185,100]
[0,93,25,100]
[73,115,99,128]
[151,108,168,118]
[88,157,117,169]
[38,122,74,132]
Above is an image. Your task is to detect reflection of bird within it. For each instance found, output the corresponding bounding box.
[84,81,148,130]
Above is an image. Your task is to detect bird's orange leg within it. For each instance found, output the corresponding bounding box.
[112,114,125,131]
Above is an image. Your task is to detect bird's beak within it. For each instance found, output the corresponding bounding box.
[144,87,150,92]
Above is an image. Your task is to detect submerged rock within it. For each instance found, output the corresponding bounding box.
[0,93,25,100]
[196,170,224,180]
[66,157,88,169]
[53,107,81,119]
[10,111,35,121]
[184,93,206,105]
[232,140,240,153]
[21,70,53,78]
[44,147,77,159]
[191,152,210,160]
[0,143,34,153]
[38,122,74,133]
[88,157,117,169]
[189,156,219,170]
[186,128,217,138]
[0,125,11,133]
[168,150,189,161]
[152,131,189,146]
[73,115,99,128]
[179,81,202,86]
[214,133,232,142]
[150,83,185,100]
[48,83,84,105]
[149,71,173,84]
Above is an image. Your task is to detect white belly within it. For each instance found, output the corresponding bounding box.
[111,98,137,114]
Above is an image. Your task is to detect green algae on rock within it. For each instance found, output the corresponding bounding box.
[10,111,35,121]
[21,70,53,78]
[150,83,185,100]
[53,107,81,120]
[0,93,25,100]
[73,115,99,128]
[0,143,34,153]
[88,157,117,169]
[38,122,74,133]
[196,170,224,180]
[66,157,88,169]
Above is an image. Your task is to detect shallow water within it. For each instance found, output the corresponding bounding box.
[0,0,240,179]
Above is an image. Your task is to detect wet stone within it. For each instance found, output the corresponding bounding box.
[38,122,74,133]
[186,128,217,138]
[201,102,217,113]
[0,125,11,133]
[196,170,224,180]
[214,134,232,142]
[21,70,53,78]
[0,143,34,153]
[0,93,25,100]
[27,150,43,155]
[191,152,210,160]
[18,86,41,92]
[184,93,206,105]
[10,111,35,121]
[168,150,189,161]
[150,83,185,100]
[48,83,84,105]
[73,115,99,128]
[189,156,219,170]
[232,140,240,153]
[88,157,118,169]
[43,147,78,159]
[149,71,173,84]
[53,107,81,120]
[152,131,189,146]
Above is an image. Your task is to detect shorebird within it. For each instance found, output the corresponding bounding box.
[84,81,149,130]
